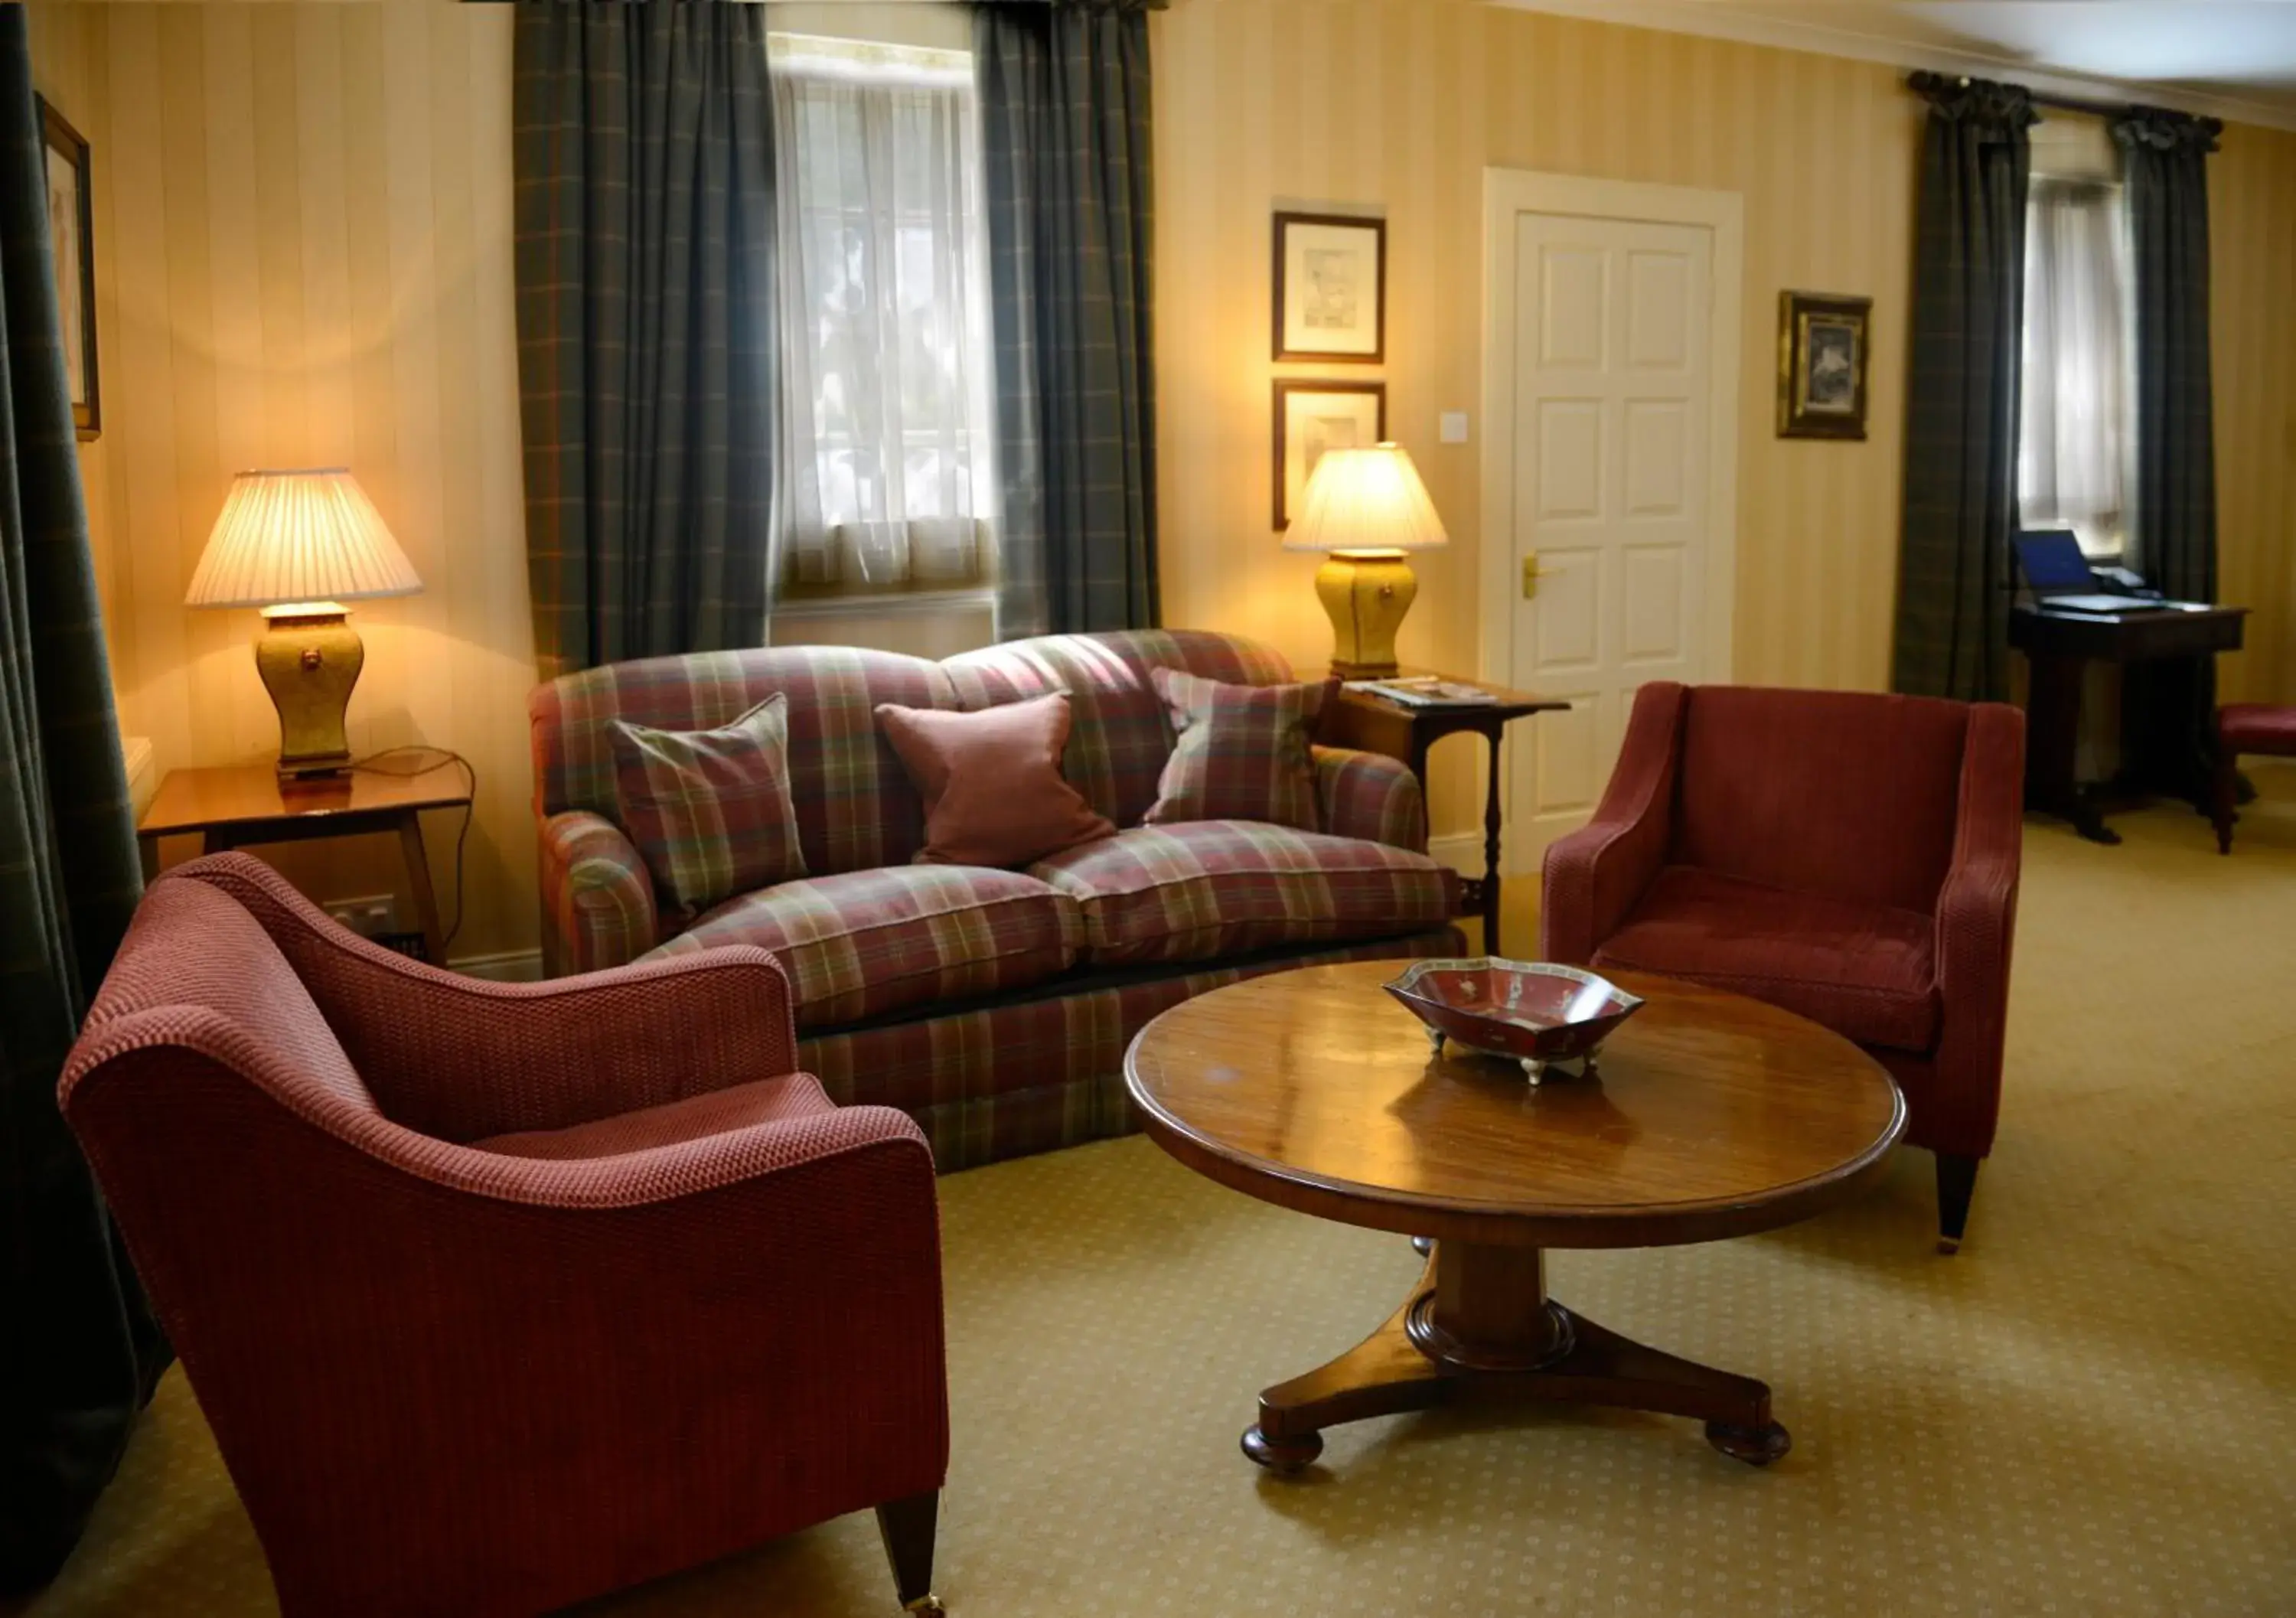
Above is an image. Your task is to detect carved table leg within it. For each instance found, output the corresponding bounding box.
[1243,1241,1790,1472]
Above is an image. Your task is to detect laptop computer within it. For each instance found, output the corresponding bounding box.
[2014,530,2160,615]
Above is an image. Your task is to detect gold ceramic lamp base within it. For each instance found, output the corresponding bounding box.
[254,603,363,778]
[1314,549,1418,678]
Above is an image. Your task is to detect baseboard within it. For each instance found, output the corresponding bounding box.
[451,948,545,983]
[1428,830,1482,874]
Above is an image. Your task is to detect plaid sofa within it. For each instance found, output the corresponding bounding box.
[530,631,1464,1170]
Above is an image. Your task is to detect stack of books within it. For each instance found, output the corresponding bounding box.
[1342,676,1498,709]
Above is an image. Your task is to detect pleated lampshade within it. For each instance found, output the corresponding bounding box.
[184,468,422,610]
[1283,442,1449,554]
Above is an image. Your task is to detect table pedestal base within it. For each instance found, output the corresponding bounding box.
[1241,1242,1789,1471]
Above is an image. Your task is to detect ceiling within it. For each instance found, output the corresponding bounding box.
[1499,2,2296,128]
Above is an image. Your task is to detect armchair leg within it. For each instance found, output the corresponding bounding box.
[1935,1153,1980,1255]
[2213,745,2239,854]
[876,1489,943,1614]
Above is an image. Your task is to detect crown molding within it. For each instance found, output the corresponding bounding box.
[1489,0,2296,134]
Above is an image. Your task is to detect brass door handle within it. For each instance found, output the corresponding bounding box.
[1521,553,1551,600]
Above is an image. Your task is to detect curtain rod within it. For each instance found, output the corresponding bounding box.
[1906,70,2223,131]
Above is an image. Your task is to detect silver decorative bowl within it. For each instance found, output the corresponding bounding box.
[1382,957,1645,1085]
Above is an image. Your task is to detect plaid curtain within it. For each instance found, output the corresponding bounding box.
[513,1,776,681]
[1892,73,2037,703]
[2112,108,2222,801]
[976,0,1163,640]
[0,10,163,1591]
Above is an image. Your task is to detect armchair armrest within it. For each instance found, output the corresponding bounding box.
[1928,702,2025,1157]
[1538,682,1688,964]
[1313,745,1429,852]
[161,853,800,1143]
[540,810,660,973]
[60,1035,947,1613]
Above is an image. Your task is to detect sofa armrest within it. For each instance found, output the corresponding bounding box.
[1313,745,1429,852]
[1928,701,2025,1158]
[158,853,800,1143]
[1538,683,1687,964]
[540,811,659,974]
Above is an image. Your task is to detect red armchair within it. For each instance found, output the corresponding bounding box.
[1541,683,2023,1252]
[59,853,949,1616]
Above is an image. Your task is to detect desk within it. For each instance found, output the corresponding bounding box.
[139,761,471,963]
[1322,674,1568,955]
[2009,602,2246,844]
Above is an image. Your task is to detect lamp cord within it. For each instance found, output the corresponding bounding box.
[347,745,477,957]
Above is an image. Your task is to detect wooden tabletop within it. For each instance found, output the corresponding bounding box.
[1125,960,1904,1250]
[139,759,471,838]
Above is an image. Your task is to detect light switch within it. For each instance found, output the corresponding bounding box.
[1439,411,1469,444]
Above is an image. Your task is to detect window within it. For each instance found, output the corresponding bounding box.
[771,36,996,599]
[2019,122,2134,561]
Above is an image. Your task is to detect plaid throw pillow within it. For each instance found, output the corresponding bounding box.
[610,693,807,916]
[1144,668,1336,833]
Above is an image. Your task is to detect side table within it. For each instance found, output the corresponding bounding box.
[137,760,471,964]
[1322,674,1567,957]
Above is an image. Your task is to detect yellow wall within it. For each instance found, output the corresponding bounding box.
[1152,0,2296,844]
[31,2,539,965]
[30,0,2296,952]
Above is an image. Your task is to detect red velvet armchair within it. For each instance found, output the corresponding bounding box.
[60,853,949,1616]
[1541,683,2024,1251]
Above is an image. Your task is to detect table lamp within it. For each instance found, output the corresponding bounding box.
[184,468,422,778]
[1283,442,1448,677]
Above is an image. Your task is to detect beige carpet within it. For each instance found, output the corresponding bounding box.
[19,795,2296,1617]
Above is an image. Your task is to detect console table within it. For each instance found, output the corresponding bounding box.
[1323,674,1567,956]
[2010,602,2248,844]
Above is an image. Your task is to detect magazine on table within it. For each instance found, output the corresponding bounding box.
[1342,676,1498,709]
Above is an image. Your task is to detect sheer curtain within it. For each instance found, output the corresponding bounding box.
[772,54,996,592]
[2019,178,2131,556]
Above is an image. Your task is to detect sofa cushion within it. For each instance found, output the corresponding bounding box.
[611,693,807,916]
[1591,864,1939,1052]
[876,692,1115,868]
[1030,820,1454,966]
[533,645,957,876]
[1144,668,1335,833]
[941,630,1298,828]
[474,1072,835,1160]
[647,866,1083,1030]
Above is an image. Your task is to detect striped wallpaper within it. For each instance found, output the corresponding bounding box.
[1151,0,2296,847]
[31,1,537,964]
[27,1,2296,953]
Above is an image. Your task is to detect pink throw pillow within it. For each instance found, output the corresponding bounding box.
[876,693,1116,869]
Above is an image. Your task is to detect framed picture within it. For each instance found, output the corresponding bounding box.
[37,96,98,442]
[1273,379,1386,530]
[1776,290,1868,441]
[1273,211,1384,363]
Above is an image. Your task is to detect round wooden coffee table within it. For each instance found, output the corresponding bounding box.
[1124,959,1904,1469]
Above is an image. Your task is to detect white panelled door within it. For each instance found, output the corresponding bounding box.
[1504,211,1717,861]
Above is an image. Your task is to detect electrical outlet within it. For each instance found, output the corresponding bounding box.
[324,893,400,938]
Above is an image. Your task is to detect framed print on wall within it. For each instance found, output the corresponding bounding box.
[37,96,98,442]
[1274,211,1385,363]
[1776,290,1869,441]
[1274,379,1386,530]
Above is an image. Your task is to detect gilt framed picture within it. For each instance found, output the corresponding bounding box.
[1776,291,1868,441]
[1273,211,1384,363]
[37,96,98,442]
[1273,379,1385,530]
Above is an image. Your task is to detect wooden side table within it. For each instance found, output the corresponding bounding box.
[138,761,472,964]
[1322,674,1567,956]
